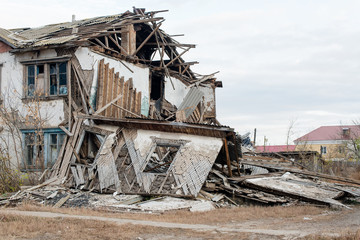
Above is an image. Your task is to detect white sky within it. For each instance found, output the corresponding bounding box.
[1,0,360,145]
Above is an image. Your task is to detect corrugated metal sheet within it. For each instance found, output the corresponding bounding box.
[32,35,78,47]
[0,28,27,47]
[1,12,131,48]
[177,87,204,118]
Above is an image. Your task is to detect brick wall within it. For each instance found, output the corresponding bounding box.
[0,41,12,53]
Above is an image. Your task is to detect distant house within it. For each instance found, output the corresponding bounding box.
[294,125,360,161]
[256,145,296,153]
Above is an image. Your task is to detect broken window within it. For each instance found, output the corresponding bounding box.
[50,62,67,96]
[25,61,67,97]
[48,133,65,167]
[143,144,180,173]
[150,73,164,101]
[23,129,65,170]
[24,132,44,168]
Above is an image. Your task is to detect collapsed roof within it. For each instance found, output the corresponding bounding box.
[0,8,221,86]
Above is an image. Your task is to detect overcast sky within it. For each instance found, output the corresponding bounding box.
[1,0,359,145]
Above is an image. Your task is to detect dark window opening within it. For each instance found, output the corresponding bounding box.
[78,131,105,164]
[143,144,180,173]
[150,73,164,100]
[24,132,44,168]
[321,146,327,154]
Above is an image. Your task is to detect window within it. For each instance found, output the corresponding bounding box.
[48,133,65,166]
[23,59,68,98]
[49,62,68,96]
[338,146,345,154]
[24,132,44,168]
[320,146,327,155]
[143,144,180,173]
[150,73,164,101]
[22,129,65,170]
[142,139,187,174]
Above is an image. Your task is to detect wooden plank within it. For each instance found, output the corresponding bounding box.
[94,94,123,115]
[112,104,141,118]
[105,68,114,117]
[71,166,81,186]
[76,165,85,184]
[223,138,232,177]
[118,76,124,118]
[58,119,83,179]
[59,126,73,137]
[136,92,142,115]
[128,89,135,116]
[72,64,89,115]
[50,135,68,177]
[101,63,109,115]
[67,61,72,130]
[97,59,105,111]
[131,89,137,114]
[126,78,133,117]
[240,160,360,186]
[112,73,119,117]
[71,58,90,97]
[53,194,70,208]
[132,23,162,56]
[122,80,129,117]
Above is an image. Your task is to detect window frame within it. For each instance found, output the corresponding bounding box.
[141,138,188,175]
[21,56,71,99]
[321,146,327,155]
[21,128,66,171]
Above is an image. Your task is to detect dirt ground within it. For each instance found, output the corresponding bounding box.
[1,205,360,239]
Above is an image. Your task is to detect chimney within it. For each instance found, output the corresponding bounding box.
[121,24,136,55]
[342,128,350,138]
[72,15,76,22]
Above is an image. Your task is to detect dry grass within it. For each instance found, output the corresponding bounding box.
[16,202,325,225]
[0,213,248,240]
[303,229,360,240]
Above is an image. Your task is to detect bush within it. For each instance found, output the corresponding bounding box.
[0,154,22,194]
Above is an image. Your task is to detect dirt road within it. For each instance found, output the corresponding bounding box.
[1,207,360,239]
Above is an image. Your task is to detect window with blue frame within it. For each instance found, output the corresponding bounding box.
[25,62,67,97]
[22,129,65,170]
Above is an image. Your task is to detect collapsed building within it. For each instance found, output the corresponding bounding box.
[0,8,239,198]
[1,9,360,210]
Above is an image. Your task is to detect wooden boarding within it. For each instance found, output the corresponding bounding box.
[96,60,141,119]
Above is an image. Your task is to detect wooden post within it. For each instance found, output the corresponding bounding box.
[223,138,232,177]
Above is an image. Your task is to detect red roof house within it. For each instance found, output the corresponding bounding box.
[256,145,296,153]
[294,125,360,143]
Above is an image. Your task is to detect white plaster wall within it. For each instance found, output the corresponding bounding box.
[198,85,216,116]
[75,47,150,113]
[133,129,223,160]
[0,50,65,168]
[164,76,216,116]
[164,76,189,108]
[0,50,65,127]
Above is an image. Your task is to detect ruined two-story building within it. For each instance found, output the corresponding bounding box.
[0,9,238,197]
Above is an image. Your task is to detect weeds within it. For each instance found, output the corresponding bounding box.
[0,153,22,194]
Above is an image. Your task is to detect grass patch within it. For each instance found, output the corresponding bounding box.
[303,229,360,240]
[0,213,248,240]
[15,202,325,225]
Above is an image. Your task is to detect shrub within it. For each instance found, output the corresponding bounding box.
[0,154,22,194]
